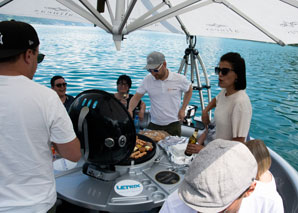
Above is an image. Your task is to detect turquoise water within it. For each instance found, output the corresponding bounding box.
[32,25,298,170]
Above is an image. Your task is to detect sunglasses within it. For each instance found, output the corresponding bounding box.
[37,53,45,64]
[148,64,163,73]
[215,67,233,75]
[55,83,67,88]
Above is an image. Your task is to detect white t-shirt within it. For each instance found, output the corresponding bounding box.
[214,89,252,140]
[239,172,284,213]
[160,190,196,213]
[137,71,191,125]
[0,76,76,213]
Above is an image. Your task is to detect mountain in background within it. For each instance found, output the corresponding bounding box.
[0,14,90,26]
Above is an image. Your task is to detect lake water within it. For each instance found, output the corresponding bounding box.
[32,24,298,171]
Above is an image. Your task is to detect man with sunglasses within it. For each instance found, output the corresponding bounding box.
[51,75,75,111]
[0,21,81,213]
[128,51,192,136]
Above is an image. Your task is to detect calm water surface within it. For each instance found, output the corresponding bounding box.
[33,25,298,170]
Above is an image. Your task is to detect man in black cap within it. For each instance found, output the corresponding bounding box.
[0,20,81,212]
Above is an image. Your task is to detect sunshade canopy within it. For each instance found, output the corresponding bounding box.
[1,0,298,50]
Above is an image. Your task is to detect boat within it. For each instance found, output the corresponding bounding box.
[52,106,298,212]
[1,0,297,212]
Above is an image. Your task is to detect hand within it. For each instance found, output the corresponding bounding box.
[185,143,204,155]
[178,108,185,122]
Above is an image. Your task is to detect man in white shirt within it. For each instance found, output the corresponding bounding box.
[0,20,81,213]
[128,51,192,136]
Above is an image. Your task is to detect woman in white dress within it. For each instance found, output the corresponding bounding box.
[185,52,252,155]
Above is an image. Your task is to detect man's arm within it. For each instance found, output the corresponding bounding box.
[138,100,146,121]
[53,137,81,162]
[128,93,144,117]
[178,85,193,121]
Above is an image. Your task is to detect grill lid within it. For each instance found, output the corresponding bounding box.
[69,89,136,165]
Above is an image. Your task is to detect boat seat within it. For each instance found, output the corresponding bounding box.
[269,148,298,212]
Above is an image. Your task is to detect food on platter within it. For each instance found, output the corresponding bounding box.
[138,130,170,142]
[136,137,147,146]
[139,146,146,153]
[130,151,140,158]
[130,137,153,159]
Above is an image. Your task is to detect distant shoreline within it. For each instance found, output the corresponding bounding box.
[0,14,90,26]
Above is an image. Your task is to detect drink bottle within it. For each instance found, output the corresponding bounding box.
[134,115,140,133]
[184,128,199,156]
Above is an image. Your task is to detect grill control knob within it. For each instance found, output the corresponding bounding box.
[118,135,127,147]
[105,138,115,148]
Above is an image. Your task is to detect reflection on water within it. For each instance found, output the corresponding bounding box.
[34,25,298,170]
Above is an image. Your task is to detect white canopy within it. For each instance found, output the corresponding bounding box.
[1,0,298,49]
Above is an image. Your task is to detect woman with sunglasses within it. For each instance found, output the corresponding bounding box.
[114,74,146,120]
[185,52,252,154]
[50,75,75,111]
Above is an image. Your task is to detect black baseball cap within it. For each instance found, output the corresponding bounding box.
[0,20,40,59]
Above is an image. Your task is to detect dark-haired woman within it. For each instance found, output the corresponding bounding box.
[50,75,74,111]
[114,75,146,120]
[185,52,252,154]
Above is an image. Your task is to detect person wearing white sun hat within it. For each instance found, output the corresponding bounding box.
[160,139,257,213]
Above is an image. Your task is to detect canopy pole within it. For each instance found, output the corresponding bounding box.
[57,0,110,32]
[178,36,212,121]
[0,0,13,7]
[218,0,286,46]
[280,0,298,9]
